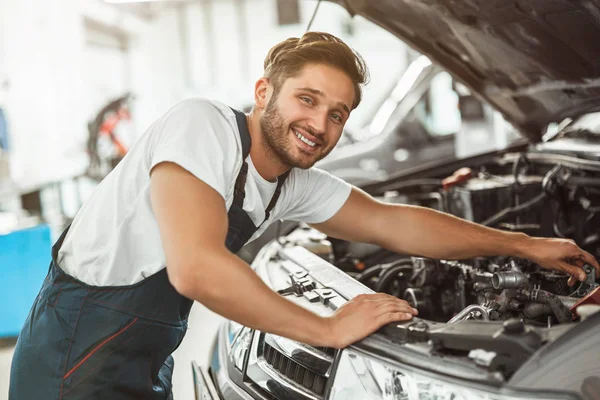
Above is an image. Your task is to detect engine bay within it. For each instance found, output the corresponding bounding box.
[321,149,600,328]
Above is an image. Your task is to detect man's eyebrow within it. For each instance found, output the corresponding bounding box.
[296,87,351,115]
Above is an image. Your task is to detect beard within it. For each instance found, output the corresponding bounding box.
[259,96,333,170]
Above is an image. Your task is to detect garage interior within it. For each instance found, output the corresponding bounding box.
[2,0,599,399]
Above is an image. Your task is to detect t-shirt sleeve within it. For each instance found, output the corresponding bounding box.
[148,99,239,200]
[282,167,352,224]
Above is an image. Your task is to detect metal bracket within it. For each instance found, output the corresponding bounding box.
[571,264,599,297]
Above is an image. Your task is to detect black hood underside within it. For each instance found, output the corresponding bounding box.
[330,0,600,142]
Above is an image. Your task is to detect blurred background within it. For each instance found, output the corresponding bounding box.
[0,0,517,398]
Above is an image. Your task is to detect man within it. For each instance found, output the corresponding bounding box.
[10,32,599,399]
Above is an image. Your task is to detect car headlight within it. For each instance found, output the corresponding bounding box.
[330,349,578,400]
[227,320,244,347]
[228,321,254,371]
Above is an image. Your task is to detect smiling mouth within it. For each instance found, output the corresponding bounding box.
[292,128,318,148]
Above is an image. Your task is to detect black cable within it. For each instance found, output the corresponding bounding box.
[482,192,547,227]
[306,0,323,32]
[552,206,575,238]
[553,207,567,238]
[512,154,529,189]
[483,165,569,228]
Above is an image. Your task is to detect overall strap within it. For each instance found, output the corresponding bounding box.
[229,106,291,226]
[262,170,291,226]
[230,108,252,159]
[230,108,252,208]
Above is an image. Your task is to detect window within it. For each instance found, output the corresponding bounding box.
[414,71,461,137]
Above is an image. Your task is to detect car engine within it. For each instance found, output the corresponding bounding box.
[316,150,600,326]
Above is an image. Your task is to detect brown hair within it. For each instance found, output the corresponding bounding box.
[263,32,369,110]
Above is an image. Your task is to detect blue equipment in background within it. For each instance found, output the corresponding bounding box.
[0,225,51,337]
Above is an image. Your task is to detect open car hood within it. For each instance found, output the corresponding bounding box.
[329,0,600,142]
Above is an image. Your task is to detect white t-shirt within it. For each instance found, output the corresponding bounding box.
[57,99,352,286]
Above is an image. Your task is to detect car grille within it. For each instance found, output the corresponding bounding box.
[262,342,335,396]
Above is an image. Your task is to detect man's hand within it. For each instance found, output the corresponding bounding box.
[521,237,600,286]
[326,293,418,349]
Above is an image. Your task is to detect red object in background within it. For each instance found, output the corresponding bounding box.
[442,167,473,190]
[99,108,131,157]
[570,286,600,317]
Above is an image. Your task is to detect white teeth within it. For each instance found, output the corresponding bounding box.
[293,130,316,147]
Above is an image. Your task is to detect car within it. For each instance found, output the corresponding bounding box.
[197,1,600,399]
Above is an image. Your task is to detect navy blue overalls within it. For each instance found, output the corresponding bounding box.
[9,108,290,399]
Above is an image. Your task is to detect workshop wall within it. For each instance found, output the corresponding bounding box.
[0,0,409,197]
[128,8,188,137]
[1,0,87,192]
[0,1,186,192]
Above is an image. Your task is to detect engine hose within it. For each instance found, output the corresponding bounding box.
[523,289,572,324]
[355,265,385,284]
[482,192,547,227]
[523,303,552,319]
[375,264,413,293]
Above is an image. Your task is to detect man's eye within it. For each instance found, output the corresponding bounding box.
[300,96,313,105]
[331,113,342,122]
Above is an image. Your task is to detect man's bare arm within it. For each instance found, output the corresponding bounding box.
[150,163,417,349]
[312,187,599,283]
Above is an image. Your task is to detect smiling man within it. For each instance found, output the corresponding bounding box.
[10,32,599,399]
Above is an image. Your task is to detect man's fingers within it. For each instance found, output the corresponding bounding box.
[570,257,587,268]
[567,275,577,287]
[363,293,415,309]
[567,250,600,279]
[376,311,413,326]
[561,262,586,282]
[580,251,600,277]
[372,296,411,306]
[376,301,418,315]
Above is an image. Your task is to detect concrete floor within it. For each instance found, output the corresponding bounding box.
[0,303,224,400]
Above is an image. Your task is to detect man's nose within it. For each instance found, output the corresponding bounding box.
[309,109,328,135]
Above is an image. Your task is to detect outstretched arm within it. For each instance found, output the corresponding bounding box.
[311,187,600,285]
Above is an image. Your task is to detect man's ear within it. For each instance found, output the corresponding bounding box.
[254,77,270,110]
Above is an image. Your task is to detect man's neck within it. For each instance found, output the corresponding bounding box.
[246,112,290,182]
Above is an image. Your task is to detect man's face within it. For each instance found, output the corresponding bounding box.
[259,63,355,170]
